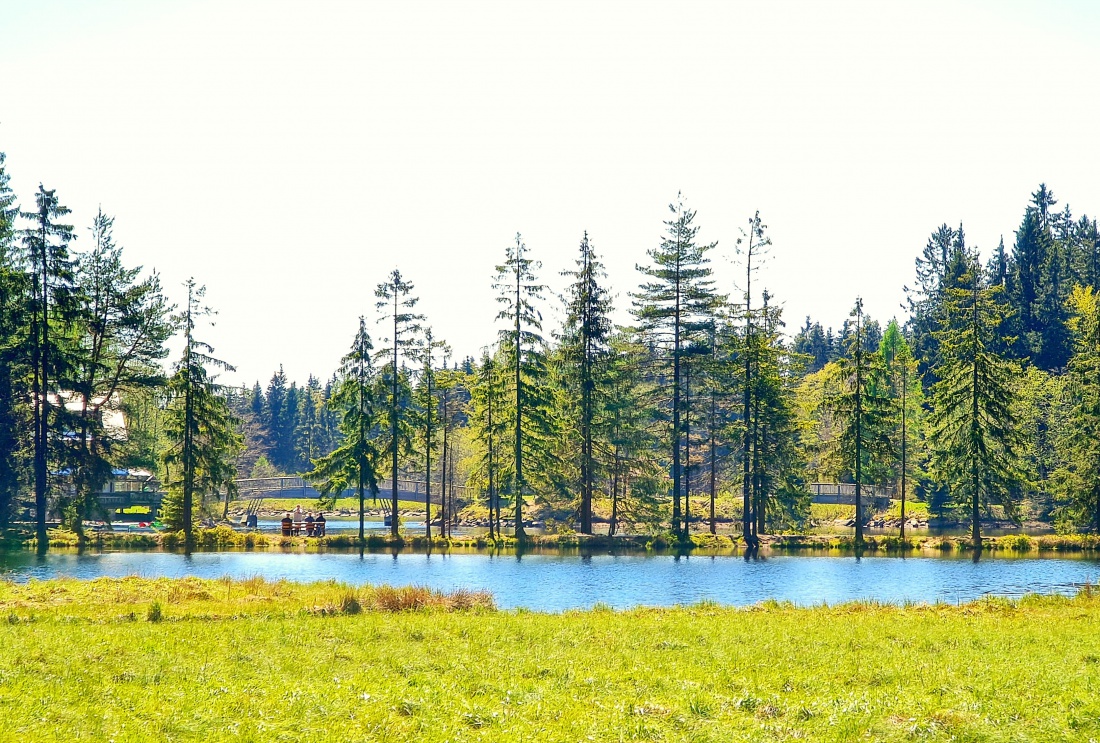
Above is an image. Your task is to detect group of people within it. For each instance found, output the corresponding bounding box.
[281,505,327,537]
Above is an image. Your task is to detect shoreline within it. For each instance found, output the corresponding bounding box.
[4,526,1100,556]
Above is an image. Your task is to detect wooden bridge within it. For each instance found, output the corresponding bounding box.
[809,483,894,508]
[233,476,471,505]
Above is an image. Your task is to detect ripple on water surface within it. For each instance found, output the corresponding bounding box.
[3,551,1099,611]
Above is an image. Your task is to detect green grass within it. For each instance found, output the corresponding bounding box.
[1,578,1099,741]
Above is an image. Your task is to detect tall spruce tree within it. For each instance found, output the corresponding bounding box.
[929,257,1024,550]
[375,269,424,536]
[879,320,922,540]
[732,211,772,546]
[0,153,27,528]
[559,232,613,533]
[829,298,895,548]
[67,209,173,533]
[493,233,551,539]
[162,280,240,544]
[415,328,447,541]
[746,293,807,534]
[19,186,79,549]
[603,332,664,535]
[1052,286,1100,530]
[632,194,721,535]
[265,366,288,469]
[469,346,508,539]
[305,318,383,540]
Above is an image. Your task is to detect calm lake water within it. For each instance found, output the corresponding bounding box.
[2,551,1098,611]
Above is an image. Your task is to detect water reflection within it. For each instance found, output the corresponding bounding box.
[2,550,1097,611]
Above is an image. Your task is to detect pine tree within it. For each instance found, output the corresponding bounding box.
[0,153,28,528]
[468,346,509,539]
[1052,286,1100,530]
[747,294,808,533]
[929,258,1024,550]
[415,328,448,540]
[375,269,424,537]
[493,233,551,539]
[19,185,80,550]
[879,319,923,540]
[828,298,895,548]
[906,223,967,383]
[632,194,721,536]
[162,280,241,543]
[305,318,384,540]
[732,211,771,546]
[558,232,613,533]
[66,209,173,533]
[265,366,288,469]
[604,332,664,535]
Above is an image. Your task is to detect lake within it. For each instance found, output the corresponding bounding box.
[3,550,1098,611]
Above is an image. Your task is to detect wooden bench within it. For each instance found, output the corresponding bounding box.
[282,521,327,537]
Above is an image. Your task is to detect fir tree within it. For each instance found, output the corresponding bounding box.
[493,233,552,539]
[828,298,895,548]
[879,319,923,540]
[162,280,241,543]
[375,269,424,537]
[733,211,770,546]
[1052,286,1100,530]
[415,328,448,540]
[558,232,613,533]
[632,194,721,535]
[929,258,1024,550]
[468,346,509,539]
[19,185,80,549]
[265,366,288,469]
[66,209,173,533]
[0,153,28,528]
[305,318,384,540]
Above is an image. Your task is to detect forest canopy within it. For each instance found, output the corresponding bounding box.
[3,145,1099,548]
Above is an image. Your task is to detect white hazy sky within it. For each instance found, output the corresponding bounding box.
[2,0,1099,386]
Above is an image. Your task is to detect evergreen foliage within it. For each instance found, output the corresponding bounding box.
[305,318,384,540]
[1052,286,1100,530]
[557,232,614,534]
[375,269,424,537]
[632,194,722,535]
[827,298,895,547]
[161,280,241,542]
[19,185,80,548]
[493,233,554,539]
[928,258,1024,548]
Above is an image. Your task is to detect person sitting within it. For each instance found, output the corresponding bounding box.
[305,512,316,537]
[280,512,293,537]
[315,511,327,537]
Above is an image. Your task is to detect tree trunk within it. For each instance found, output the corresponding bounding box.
[391,305,400,537]
[900,363,907,542]
[609,447,620,537]
[514,266,526,540]
[33,230,48,553]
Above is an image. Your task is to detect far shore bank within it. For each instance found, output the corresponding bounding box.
[3,524,1099,556]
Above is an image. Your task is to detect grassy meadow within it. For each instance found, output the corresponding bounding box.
[1,577,1098,741]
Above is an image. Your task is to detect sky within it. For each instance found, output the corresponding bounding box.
[2,0,1099,387]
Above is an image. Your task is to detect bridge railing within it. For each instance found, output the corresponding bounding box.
[809,482,895,504]
[233,476,473,500]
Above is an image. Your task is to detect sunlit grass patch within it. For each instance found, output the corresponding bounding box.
[1,581,1099,741]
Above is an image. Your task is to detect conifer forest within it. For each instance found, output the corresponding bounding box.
[3,147,1100,549]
